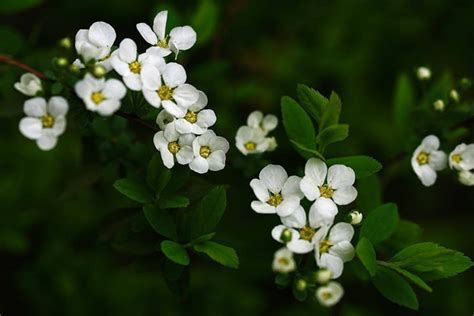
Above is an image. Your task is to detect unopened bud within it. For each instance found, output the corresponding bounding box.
[93,65,107,78]
[416,67,431,81]
[449,89,459,103]
[280,228,292,243]
[347,210,363,225]
[69,64,81,74]
[267,137,278,152]
[433,99,445,112]
[315,269,333,284]
[56,57,69,67]
[295,279,307,291]
[59,37,72,49]
[460,78,472,90]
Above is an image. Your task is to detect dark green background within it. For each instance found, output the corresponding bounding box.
[0,0,473,315]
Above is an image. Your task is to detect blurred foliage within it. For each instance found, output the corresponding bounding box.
[0,0,473,315]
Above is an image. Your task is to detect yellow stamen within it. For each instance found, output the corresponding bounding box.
[319,239,332,253]
[157,38,168,48]
[319,184,334,198]
[451,154,462,164]
[321,292,333,300]
[299,226,316,241]
[244,142,257,151]
[267,193,283,206]
[157,85,173,100]
[168,141,180,154]
[416,151,429,165]
[128,61,141,74]
[41,114,55,128]
[185,111,198,123]
[91,91,105,105]
[278,258,290,266]
[200,146,211,158]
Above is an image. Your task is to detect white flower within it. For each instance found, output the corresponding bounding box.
[348,210,363,225]
[247,111,278,136]
[433,99,445,112]
[174,91,216,134]
[411,135,447,187]
[416,67,431,80]
[271,204,332,254]
[141,62,199,114]
[250,165,303,217]
[300,158,357,219]
[156,110,175,130]
[315,269,333,284]
[19,97,68,151]
[74,74,126,116]
[111,38,166,91]
[153,123,195,169]
[449,143,474,171]
[272,248,296,273]
[315,282,344,307]
[189,130,229,174]
[75,21,116,63]
[235,126,269,155]
[14,73,42,96]
[136,10,197,58]
[458,170,474,186]
[314,222,355,279]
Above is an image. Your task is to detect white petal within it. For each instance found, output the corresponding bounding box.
[282,175,303,199]
[304,158,327,186]
[271,225,287,242]
[247,111,263,128]
[460,144,474,170]
[19,117,42,139]
[153,131,167,150]
[314,197,338,219]
[123,74,142,91]
[162,62,186,88]
[163,100,186,117]
[24,97,46,117]
[299,177,320,201]
[429,150,447,171]
[97,100,120,116]
[329,223,354,244]
[36,130,58,151]
[103,79,126,100]
[210,136,230,153]
[156,110,174,129]
[319,253,344,279]
[189,156,209,174]
[152,10,168,40]
[308,203,334,228]
[141,64,161,90]
[262,114,278,133]
[160,149,175,169]
[332,186,357,205]
[330,241,355,262]
[163,123,179,141]
[75,79,92,99]
[88,21,116,47]
[176,146,194,165]
[48,97,69,117]
[281,205,306,228]
[143,89,162,108]
[197,109,216,128]
[421,134,440,151]
[287,239,314,254]
[207,151,226,171]
[259,164,288,194]
[327,164,355,189]
[136,23,158,45]
[111,57,130,76]
[52,116,67,135]
[118,38,137,63]
[169,26,197,51]
[251,201,276,214]
[175,119,193,134]
[250,179,270,202]
[276,196,300,217]
[417,165,438,187]
[190,91,208,111]
[173,84,199,107]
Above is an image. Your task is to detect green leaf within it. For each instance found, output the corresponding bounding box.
[50,82,63,95]
[189,186,227,239]
[143,205,177,240]
[388,266,433,292]
[360,203,399,244]
[319,92,341,131]
[289,140,325,160]
[275,273,291,288]
[393,73,415,139]
[146,153,164,189]
[326,156,382,179]
[0,0,42,13]
[356,238,377,276]
[281,96,317,159]
[156,170,172,199]
[371,265,419,310]
[383,220,422,252]
[193,241,239,269]
[191,232,216,245]
[316,124,349,149]
[161,240,190,266]
[158,195,190,209]
[296,84,328,123]
[356,175,382,212]
[191,0,218,43]
[389,242,473,281]
[113,178,153,204]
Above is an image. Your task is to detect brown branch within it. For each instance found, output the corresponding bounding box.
[0,54,158,133]
[0,54,47,79]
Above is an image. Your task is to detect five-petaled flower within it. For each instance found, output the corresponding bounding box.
[174,91,216,135]
[250,165,303,217]
[272,248,296,273]
[19,97,69,151]
[411,135,447,187]
[153,123,195,169]
[315,281,344,307]
[449,143,474,171]
[235,126,269,155]
[189,130,229,174]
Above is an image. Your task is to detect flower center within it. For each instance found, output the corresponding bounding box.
[91,91,105,105]
[244,142,257,151]
[157,38,168,48]
[168,141,180,154]
[278,258,290,266]
[157,85,173,100]
[321,292,333,300]
[267,193,283,206]
[416,151,429,165]
[451,154,462,164]
[299,226,316,241]
[319,184,334,198]
[185,111,198,123]
[41,114,55,128]
[319,239,333,253]
[128,61,141,74]
[200,146,211,158]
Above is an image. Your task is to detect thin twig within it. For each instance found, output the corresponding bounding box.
[116,110,159,132]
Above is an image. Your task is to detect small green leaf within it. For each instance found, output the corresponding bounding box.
[146,153,164,189]
[326,156,382,179]
[296,84,328,123]
[156,170,172,199]
[193,241,239,269]
[319,92,341,131]
[161,240,190,266]
[388,266,433,292]
[383,220,422,252]
[289,140,325,160]
[281,96,317,159]
[191,232,216,245]
[316,124,349,150]
[389,242,473,281]
[356,238,377,276]
[189,186,227,239]
[360,203,399,244]
[143,205,177,240]
[113,178,153,203]
[372,265,419,310]
[158,195,190,209]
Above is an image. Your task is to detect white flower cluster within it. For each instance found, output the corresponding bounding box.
[235,111,278,155]
[251,159,361,307]
[411,135,474,186]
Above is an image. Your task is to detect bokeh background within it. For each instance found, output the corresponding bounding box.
[0,0,473,315]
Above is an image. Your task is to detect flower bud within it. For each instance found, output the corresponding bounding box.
[460,77,472,90]
[295,279,307,291]
[416,67,431,81]
[449,89,460,103]
[59,37,72,49]
[433,99,445,112]
[69,64,81,74]
[459,170,474,186]
[272,248,296,273]
[56,57,69,67]
[348,210,363,225]
[93,65,107,78]
[267,137,278,152]
[14,73,42,96]
[315,269,333,284]
[280,228,292,243]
